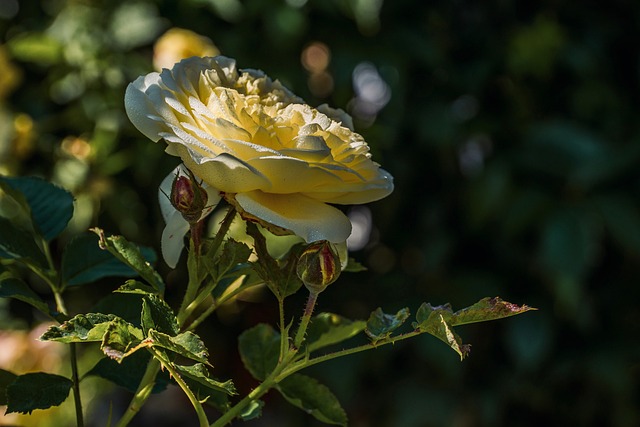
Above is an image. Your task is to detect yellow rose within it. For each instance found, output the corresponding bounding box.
[126,56,393,244]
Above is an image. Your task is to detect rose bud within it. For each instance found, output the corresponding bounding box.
[170,174,208,224]
[296,240,341,294]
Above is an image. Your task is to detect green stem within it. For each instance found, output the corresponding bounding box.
[293,291,318,349]
[114,358,161,427]
[151,349,209,427]
[69,343,84,427]
[278,297,288,361]
[281,330,423,378]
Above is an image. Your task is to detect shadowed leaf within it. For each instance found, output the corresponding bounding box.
[277,374,347,426]
[6,373,72,414]
[365,307,410,343]
[238,323,280,381]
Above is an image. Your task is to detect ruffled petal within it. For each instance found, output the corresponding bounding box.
[124,73,165,142]
[235,191,352,243]
[161,211,190,269]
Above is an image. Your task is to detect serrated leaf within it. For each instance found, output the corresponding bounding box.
[0,272,49,314]
[277,374,347,426]
[0,216,48,268]
[205,238,253,281]
[148,330,209,364]
[141,294,179,336]
[0,368,18,406]
[306,313,366,353]
[239,399,264,421]
[92,228,164,293]
[40,313,118,342]
[238,323,280,381]
[61,232,158,288]
[87,351,170,394]
[6,372,72,414]
[450,297,535,325]
[174,363,236,396]
[101,318,146,362]
[415,308,471,360]
[365,307,410,343]
[115,280,158,295]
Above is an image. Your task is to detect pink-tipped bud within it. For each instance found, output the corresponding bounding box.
[296,240,341,294]
[170,174,208,224]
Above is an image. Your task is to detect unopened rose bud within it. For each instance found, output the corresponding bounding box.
[171,174,208,224]
[296,240,341,294]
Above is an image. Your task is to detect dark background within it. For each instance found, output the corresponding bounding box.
[1,1,639,426]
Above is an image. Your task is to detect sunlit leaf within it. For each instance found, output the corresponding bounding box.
[239,399,264,421]
[101,318,146,362]
[306,313,366,353]
[238,323,280,381]
[277,374,347,426]
[40,313,119,343]
[148,330,209,364]
[6,373,72,414]
[365,307,410,343]
[141,294,179,336]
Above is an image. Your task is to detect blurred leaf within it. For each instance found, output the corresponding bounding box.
[0,176,73,241]
[0,368,18,406]
[365,307,410,343]
[507,15,565,78]
[141,294,179,336]
[41,313,119,343]
[6,373,72,414]
[7,32,62,65]
[0,272,49,314]
[174,363,236,396]
[539,208,598,279]
[238,323,280,381]
[62,232,158,288]
[87,351,170,394]
[0,217,48,268]
[92,228,164,294]
[596,195,640,255]
[277,374,347,426]
[343,258,367,273]
[306,313,366,353]
[147,330,209,364]
[110,3,165,50]
[92,292,144,327]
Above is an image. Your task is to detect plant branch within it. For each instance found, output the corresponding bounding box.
[293,291,318,348]
[114,358,161,427]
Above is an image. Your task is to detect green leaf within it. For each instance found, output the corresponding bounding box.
[238,323,280,381]
[0,175,73,241]
[115,280,158,295]
[448,297,535,326]
[61,232,158,288]
[40,313,118,343]
[306,313,366,353]
[343,257,367,273]
[277,374,347,426]
[87,351,170,394]
[0,368,18,406]
[365,307,410,343]
[148,330,209,364]
[0,217,47,268]
[205,238,253,282]
[141,294,179,336]
[174,363,236,396]
[101,318,146,362]
[92,292,144,327]
[239,399,264,421]
[6,372,72,414]
[0,272,49,314]
[413,298,534,360]
[92,228,164,293]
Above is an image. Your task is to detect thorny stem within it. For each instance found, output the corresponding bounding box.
[294,291,318,349]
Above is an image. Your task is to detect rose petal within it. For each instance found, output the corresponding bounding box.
[124,73,165,142]
[161,210,190,269]
[235,191,352,243]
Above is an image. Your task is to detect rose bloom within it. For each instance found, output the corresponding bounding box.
[126,56,393,265]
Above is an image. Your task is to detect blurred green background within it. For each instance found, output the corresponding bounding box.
[1,0,639,426]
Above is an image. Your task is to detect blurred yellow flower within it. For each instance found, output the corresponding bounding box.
[153,28,220,71]
[0,45,21,100]
[126,56,393,244]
